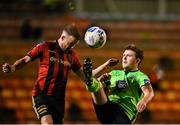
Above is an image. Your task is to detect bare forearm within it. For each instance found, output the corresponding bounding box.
[142,85,154,103]
[93,58,119,77]
[137,85,154,112]
[92,62,108,76]
[11,56,31,72]
[141,91,154,104]
[12,59,25,71]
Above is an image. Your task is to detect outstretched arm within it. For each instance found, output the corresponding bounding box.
[92,58,119,76]
[2,56,31,73]
[75,58,119,81]
[137,85,154,112]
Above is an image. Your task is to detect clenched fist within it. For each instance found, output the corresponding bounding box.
[107,58,119,67]
[2,63,12,73]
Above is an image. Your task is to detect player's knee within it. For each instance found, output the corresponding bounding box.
[41,115,53,124]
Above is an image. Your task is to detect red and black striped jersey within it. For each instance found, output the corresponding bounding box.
[27,41,81,99]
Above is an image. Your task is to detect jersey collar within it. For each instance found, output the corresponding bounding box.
[124,70,139,75]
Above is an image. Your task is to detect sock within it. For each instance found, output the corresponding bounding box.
[86,78,100,92]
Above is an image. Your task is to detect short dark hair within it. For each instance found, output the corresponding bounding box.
[63,24,81,42]
[124,44,144,65]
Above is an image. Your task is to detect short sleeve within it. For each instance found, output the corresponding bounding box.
[71,51,82,72]
[138,73,151,87]
[27,43,44,61]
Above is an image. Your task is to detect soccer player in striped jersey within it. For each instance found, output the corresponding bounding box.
[2,24,119,124]
[83,44,154,124]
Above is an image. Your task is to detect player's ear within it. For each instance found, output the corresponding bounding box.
[136,58,140,65]
[60,35,65,41]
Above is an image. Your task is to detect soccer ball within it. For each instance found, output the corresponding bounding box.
[84,26,107,48]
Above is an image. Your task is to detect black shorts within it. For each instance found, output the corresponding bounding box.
[93,100,131,124]
[32,94,65,124]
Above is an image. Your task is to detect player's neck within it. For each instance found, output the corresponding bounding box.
[124,67,138,72]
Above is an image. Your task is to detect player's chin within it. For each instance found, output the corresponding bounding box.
[122,64,128,69]
[64,47,72,52]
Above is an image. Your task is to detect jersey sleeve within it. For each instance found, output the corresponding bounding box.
[27,42,44,61]
[71,51,82,72]
[138,73,151,87]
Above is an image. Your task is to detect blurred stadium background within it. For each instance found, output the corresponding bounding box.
[0,0,180,124]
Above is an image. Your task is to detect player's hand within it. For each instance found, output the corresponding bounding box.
[98,73,111,87]
[98,73,111,82]
[2,63,12,73]
[107,58,119,67]
[136,100,147,112]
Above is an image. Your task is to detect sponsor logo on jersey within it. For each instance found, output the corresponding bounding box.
[50,57,70,66]
[144,79,150,85]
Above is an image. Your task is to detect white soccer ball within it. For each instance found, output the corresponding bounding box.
[84,26,107,48]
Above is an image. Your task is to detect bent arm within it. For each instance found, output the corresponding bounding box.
[93,58,119,76]
[137,85,154,112]
[12,55,31,71]
[75,67,110,82]
[75,58,119,82]
[2,56,31,73]
[92,62,108,77]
